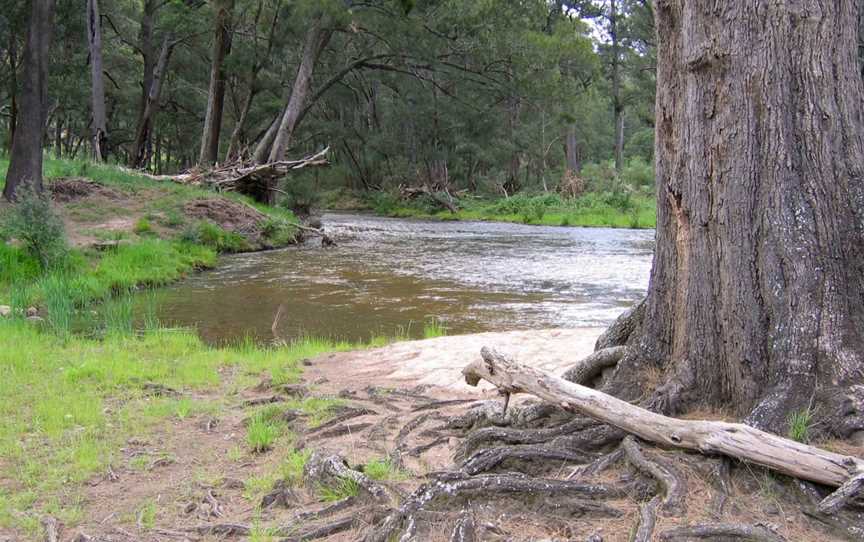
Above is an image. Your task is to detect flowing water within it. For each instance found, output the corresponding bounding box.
[149,213,654,344]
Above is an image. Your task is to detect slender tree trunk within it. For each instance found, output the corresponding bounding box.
[86,0,108,161]
[130,35,174,169]
[610,0,625,172]
[265,16,332,163]
[5,35,18,153]
[198,0,234,165]
[53,115,62,159]
[610,0,864,437]
[136,0,157,134]
[565,123,581,173]
[4,0,55,201]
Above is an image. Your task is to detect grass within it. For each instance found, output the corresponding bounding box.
[318,477,360,502]
[787,408,813,443]
[349,189,656,229]
[0,315,363,535]
[246,406,291,453]
[363,458,407,481]
[422,318,448,339]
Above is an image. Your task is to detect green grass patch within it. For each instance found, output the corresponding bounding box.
[318,476,360,502]
[363,458,407,481]
[422,318,447,339]
[787,408,813,443]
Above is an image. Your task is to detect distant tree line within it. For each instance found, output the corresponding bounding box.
[0,0,657,200]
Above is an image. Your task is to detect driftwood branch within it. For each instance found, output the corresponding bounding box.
[463,347,864,488]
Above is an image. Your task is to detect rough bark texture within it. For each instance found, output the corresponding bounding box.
[86,0,108,161]
[611,0,864,435]
[3,0,54,200]
[198,0,234,166]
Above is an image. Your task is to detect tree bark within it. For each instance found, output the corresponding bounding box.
[87,0,108,161]
[4,0,54,200]
[5,34,18,153]
[198,0,234,166]
[130,35,174,169]
[265,15,332,164]
[564,123,581,173]
[610,0,864,435]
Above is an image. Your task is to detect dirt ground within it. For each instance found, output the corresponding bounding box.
[20,329,861,542]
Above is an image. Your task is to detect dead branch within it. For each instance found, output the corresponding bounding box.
[632,495,661,542]
[463,348,864,488]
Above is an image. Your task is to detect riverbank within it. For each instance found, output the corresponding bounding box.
[0,157,301,312]
[326,190,657,229]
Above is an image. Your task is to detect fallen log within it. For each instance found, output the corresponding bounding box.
[463,348,864,489]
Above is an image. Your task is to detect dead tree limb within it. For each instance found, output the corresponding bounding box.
[463,348,864,488]
[631,495,660,542]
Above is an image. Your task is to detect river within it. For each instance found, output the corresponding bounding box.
[149,212,654,344]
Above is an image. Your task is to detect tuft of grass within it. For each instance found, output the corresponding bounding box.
[787,408,813,443]
[280,448,312,486]
[39,273,76,336]
[246,409,287,453]
[137,500,157,530]
[363,458,406,481]
[422,318,447,339]
[318,477,359,502]
[133,218,153,235]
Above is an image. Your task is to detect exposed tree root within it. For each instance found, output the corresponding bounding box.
[658,523,787,541]
[561,346,628,386]
[277,516,358,542]
[621,436,686,513]
[186,523,250,536]
[593,298,645,351]
[408,435,450,457]
[308,421,373,440]
[390,412,442,468]
[290,497,356,523]
[411,398,478,413]
[631,495,661,542]
[710,457,732,518]
[42,516,59,542]
[303,450,395,505]
[461,444,596,475]
[568,448,624,479]
[364,472,622,542]
[457,417,597,459]
[306,406,376,435]
[444,400,508,430]
[449,509,476,542]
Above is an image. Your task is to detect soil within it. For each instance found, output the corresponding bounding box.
[40,177,292,251]
[27,329,860,542]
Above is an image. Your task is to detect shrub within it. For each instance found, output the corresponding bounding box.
[2,183,68,269]
[133,218,153,234]
[369,191,400,215]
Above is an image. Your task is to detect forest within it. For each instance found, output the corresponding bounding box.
[3,1,864,541]
[1,0,657,225]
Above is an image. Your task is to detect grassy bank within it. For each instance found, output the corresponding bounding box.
[0,316,360,535]
[329,190,657,229]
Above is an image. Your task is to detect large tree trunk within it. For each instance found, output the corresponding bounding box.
[130,35,174,169]
[3,0,54,201]
[86,0,108,161]
[265,16,332,164]
[610,0,864,436]
[198,0,234,166]
[5,34,18,153]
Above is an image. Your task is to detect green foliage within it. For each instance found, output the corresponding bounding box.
[182,221,251,253]
[787,409,813,443]
[1,183,68,270]
[423,319,447,339]
[363,458,406,481]
[260,217,299,247]
[133,218,153,235]
[280,448,312,486]
[318,477,359,502]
